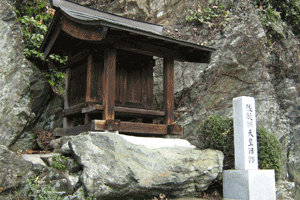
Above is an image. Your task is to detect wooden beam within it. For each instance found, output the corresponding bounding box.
[85,114,90,125]
[85,55,93,124]
[56,120,183,136]
[82,104,104,114]
[103,47,116,120]
[86,54,93,102]
[54,123,92,137]
[65,68,71,109]
[163,56,175,125]
[44,24,62,59]
[82,104,165,117]
[67,49,89,68]
[93,120,170,135]
[106,35,211,62]
[61,16,108,41]
[120,122,168,134]
[62,102,93,116]
[168,124,183,135]
[115,106,164,117]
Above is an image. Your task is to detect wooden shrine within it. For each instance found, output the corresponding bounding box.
[40,0,215,136]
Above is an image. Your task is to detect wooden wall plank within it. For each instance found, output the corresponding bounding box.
[103,47,116,120]
[86,54,92,103]
[69,60,87,107]
[146,60,154,109]
[63,68,72,128]
[163,56,175,125]
[92,54,104,103]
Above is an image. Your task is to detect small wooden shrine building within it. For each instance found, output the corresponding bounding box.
[40,0,215,136]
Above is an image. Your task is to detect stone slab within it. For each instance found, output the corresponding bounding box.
[120,134,196,149]
[223,169,276,200]
[22,153,61,167]
[88,131,196,149]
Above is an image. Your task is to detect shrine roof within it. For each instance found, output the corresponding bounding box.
[50,0,163,35]
[41,0,216,63]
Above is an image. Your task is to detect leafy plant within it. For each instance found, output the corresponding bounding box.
[198,115,234,170]
[197,115,283,181]
[186,4,231,28]
[257,126,283,181]
[14,0,54,62]
[28,176,62,200]
[253,0,300,36]
[14,0,67,95]
[45,68,66,95]
[51,155,68,171]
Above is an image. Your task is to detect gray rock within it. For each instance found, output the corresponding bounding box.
[0,145,34,193]
[66,157,82,173]
[10,131,37,151]
[0,0,62,150]
[0,145,79,198]
[22,154,50,167]
[64,132,223,199]
[63,186,85,200]
[30,65,53,120]
[61,142,72,154]
[0,0,34,147]
[33,93,64,132]
[276,181,296,200]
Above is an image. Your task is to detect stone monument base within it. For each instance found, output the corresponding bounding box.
[223,169,276,200]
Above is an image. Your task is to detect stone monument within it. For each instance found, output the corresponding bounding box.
[223,96,276,200]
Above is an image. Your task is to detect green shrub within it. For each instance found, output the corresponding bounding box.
[199,115,234,170]
[13,0,67,95]
[51,155,68,171]
[28,176,62,200]
[253,0,300,36]
[197,115,283,181]
[257,126,283,181]
[186,4,231,28]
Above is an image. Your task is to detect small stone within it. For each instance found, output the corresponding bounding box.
[61,142,71,154]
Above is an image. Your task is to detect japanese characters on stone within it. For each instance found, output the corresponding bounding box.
[245,103,257,165]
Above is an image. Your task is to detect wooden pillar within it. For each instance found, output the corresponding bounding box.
[163,56,175,125]
[85,54,93,124]
[102,47,116,121]
[63,68,73,128]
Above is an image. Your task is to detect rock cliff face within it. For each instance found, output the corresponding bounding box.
[73,0,300,198]
[0,0,63,150]
[1,0,300,198]
[0,0,34,147]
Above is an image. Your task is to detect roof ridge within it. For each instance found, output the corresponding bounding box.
[51,0,163,35]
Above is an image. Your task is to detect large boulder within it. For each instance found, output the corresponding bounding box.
[0,0,64,150]
[52,131,224,199]
[0,0,34,148]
